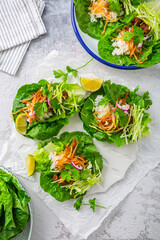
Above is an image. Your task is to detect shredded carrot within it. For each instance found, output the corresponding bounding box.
[89,0,122,35]
[94,92,130,132]
[55,137,88,173]
[11,84,50,123]
[114,25,147,64]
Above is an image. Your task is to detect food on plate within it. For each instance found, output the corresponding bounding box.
[80,80,152,147]
[98,1,160,67]
[26,131,103,202]
[0,169,30,240]
[11,80,86,140]
[74,0,141,39]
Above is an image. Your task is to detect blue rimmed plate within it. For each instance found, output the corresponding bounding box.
[0,166,33,240]
[71,1,141,70]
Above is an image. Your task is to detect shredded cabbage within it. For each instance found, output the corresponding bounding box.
[120,104,151,143]
[136,0,160,41]
[62,162,103,197]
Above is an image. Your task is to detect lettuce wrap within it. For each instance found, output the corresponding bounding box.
[80,80,152,147]
[0,169,30,240]
[74,0,141,39]
[98,0,160,67]
[11,80,86,140]
[27,131,103,202]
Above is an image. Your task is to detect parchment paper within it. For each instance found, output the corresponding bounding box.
[1,50,160,239]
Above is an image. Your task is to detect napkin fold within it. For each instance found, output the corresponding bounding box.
[0,0,46,75]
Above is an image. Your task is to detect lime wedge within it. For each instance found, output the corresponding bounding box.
[25,154,35,176]
[15,113,27,135]
[80,77,104,92]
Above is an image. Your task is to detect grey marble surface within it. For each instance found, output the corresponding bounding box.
[0,0,160,239]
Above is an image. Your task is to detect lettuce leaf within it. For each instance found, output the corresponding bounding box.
[80,80,152,147]
[12,81,85,140]
[0,169,30,240]
[74,0,136,39]
[136,0,160,41]
[32,131,103,202]
[98,26,160,67]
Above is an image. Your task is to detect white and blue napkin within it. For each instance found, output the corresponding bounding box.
[0,0,46,75]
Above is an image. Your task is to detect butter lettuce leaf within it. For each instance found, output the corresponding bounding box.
[80,80,152,147]
[98,27,160,67]
[32,131,103,202]
[74,0,138,39]
[12,81,85,140]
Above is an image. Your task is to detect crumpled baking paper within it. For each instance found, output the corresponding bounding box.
[1,50,160,239]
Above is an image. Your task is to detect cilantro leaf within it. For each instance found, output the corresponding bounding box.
[42,84,52,99]
[34,101,48,118]
[64,163,74,170]
[72,70,78,78]
[88,198,106,212]
[50,98,61,109]
[123,26,144,45]
[89,198,96,212]
[99,96,110,106]
[61,170,71,182]
[80,169,91,180]
[62,74,68,82]
[123,31,134,42]
[61,165,80,182]
[53,59,93,82]
[108,0,122,15]
[137,91,152,110]
[66,66,78,78]
[74,197,106,212]
[115,108,128,127]
[38,79,49,86]
[74,196,84,211]
[72,168,80,180]
[53,70,67,78]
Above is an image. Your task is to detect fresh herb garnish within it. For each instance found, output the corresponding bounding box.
[108,0,122,15]
[53,58,93,82]
[115,108,129,127]
[50,98,61,109]
[61,164,80,182]
[42,84,52,99]
[123,26,144,45]
[80,169,92,180]
[34,101,48,118]
[74,197,106,212]
[74,196,84,211]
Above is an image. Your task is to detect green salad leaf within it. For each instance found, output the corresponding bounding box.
[108,0,122,15]
[80,80,152,147]
[98,25,160,67]
[12,81,86,140]
[31,131,103,202]
[0,169,30,240]
[136,0,160,41]
[98,0,160,67]
[74,0,139,39]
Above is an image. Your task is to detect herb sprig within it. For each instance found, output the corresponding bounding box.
[123,26,144,45]
[74,196,106,212]
[53,58,93,82]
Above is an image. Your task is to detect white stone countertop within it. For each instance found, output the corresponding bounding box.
[0,1,160,239]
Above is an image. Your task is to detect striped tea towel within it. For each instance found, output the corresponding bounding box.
[0,0,46,51]
[0,0,46,75]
